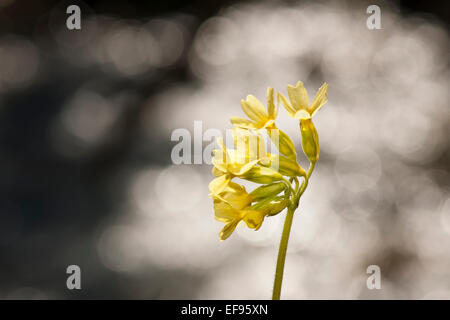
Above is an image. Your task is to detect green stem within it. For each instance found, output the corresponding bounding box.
[272,205,295,300]
[272,162,315,300]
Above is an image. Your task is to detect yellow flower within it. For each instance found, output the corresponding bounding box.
[214,182,266,240]
[230,87,278,130]
[278,81,327,163]
[209,128,272,198]
[230,88,301,162]
[278,81,328,120]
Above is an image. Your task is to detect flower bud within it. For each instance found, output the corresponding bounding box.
[266,198,289,216]
[278,154,306,177]
[249,182,286,201]
[243,166,283,184]
[250,196,288,217]
[264,154,306,177]
[267,127,297,160]
[300,118,319,163]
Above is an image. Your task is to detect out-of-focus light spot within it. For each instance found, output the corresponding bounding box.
[141,217,232,271]
[143,84,236,139]
[130,167,165,218]
[380,105,439,163]
[61,90,117,144]
[104,23,151,76]
[335,146,382,193]
[340,220,380,257]
[98,18,185,76]
[145,19,185,68]
[344,186,381,221]
[323,39,371,82]
[51,89,120,158]
[193,17,240,66]
[155,165,203,215]
[395,173,443,216]
[197,252,278,299]
[0,37,39,90]
[290,201,342,253]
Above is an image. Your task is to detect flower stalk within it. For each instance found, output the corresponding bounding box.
[272,162,315,300]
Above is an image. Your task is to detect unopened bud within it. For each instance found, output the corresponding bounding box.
[300,118,319,163]
[267,127,297,160]
[249,182,287,201]
[244,166,283,184]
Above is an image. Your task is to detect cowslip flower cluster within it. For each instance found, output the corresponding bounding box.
[209,81,328,240]
[209,80,328,300]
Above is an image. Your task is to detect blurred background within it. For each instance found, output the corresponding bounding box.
[0,0,449,299]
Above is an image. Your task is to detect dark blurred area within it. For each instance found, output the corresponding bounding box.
[0,0,449,299]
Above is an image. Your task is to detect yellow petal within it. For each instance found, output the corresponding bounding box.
[266,87,276,119]
[212,137,231,170]
[230,116,257,129]
[241,95,268,122]
[310,82,328,117]
[213,200,239,222]
[212,149,228,172]
[212,166,225,177]
[221,191,251,210]
[243,210,265,230]
[219,181,251,209]
[277,92,296,118]
[209,174,231,197]
[287,81,309,112]
[219,220,240,241]
[224,181,246,194]
[233,129,267,161]
[228,159,259,176]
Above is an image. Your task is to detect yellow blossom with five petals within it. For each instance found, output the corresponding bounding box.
[230,87,278,130]
[277,81,328,120]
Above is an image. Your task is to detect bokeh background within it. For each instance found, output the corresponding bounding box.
[0,0,449,299]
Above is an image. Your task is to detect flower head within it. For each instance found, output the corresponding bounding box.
[211,80,328,242]
[213,182,266,240]
[214,182,288,240]
[209,128,272,198]
[230,87,278,130]
[278,81,328,119]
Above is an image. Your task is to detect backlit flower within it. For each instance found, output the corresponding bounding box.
[209,128,273,197]
[230,87,278,130]
[278,81,328,120]
[213,182,266,240]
